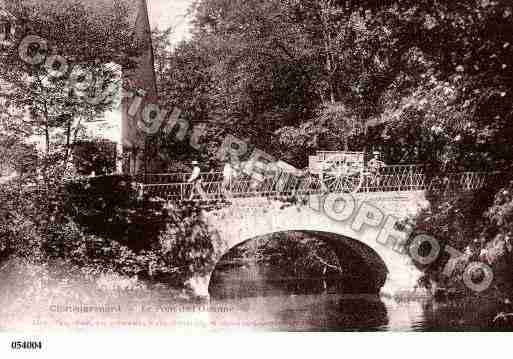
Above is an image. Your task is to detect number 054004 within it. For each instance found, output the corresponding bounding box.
[11,341,42,350]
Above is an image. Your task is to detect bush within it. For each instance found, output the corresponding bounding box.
[62,175,170,251]
[72,140,117,176]
[1,173,218,290]
[43,216,215,288]
[0,178,45,263]
[410,182,509,292]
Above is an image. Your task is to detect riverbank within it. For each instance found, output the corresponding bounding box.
[0,258,208,330]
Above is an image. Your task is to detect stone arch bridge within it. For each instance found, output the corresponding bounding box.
[140,165,500,297]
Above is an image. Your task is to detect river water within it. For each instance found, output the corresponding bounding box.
[1,263,509,331]
[204,273,511,331]
[1,280,508,331]
[205,291,508,331]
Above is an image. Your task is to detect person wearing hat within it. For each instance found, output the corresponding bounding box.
[188,160,206,200]
[367,151,386,187]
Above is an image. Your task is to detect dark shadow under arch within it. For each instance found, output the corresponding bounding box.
[209,230,388,298]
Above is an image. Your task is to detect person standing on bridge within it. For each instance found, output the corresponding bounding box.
[222,155,237,199]
[368,151,385,172]
[367,151,386,188]
[188,160,206,200]
[318,163,329,193]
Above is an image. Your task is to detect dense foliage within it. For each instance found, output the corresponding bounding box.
[0,1,217,293]
[149,0,513,293]
[0,174,217,287]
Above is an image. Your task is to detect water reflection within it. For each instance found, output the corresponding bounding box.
[208,270,510,331]
[208,293,387,331]
[206,292,508,331]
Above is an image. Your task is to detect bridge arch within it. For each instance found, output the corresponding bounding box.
[208,230,389,298]
[193,192,428,297]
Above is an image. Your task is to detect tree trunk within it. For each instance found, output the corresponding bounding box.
[321,0,336,104]
[43,103,50,156]
[64,117,72,164]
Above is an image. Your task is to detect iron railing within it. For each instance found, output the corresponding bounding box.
[139,165,500,202]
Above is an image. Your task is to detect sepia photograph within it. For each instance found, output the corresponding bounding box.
[1,0,513,343]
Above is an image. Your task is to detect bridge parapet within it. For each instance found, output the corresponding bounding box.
[139,167,500,203]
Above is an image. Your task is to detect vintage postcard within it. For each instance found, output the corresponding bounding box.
[1,0,513,350]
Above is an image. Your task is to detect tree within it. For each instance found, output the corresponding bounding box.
[158,0,442,167]
[0,0,140,178]
[152,26,174,97]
